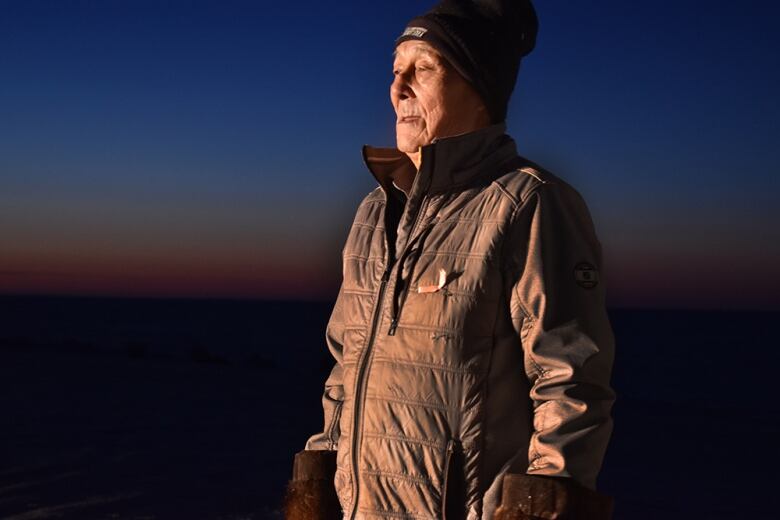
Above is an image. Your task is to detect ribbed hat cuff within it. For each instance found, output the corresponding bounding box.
[394,18,499,121]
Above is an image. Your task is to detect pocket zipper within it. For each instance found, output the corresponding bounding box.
[327,401,344,451]
[442,439,455,519]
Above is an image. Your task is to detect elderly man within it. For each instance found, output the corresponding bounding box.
[284,1,616,519]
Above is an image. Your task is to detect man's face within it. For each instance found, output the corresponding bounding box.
[391,40,489,154]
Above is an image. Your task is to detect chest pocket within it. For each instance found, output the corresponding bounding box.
[391,217,503,341]
[387,224,435,336]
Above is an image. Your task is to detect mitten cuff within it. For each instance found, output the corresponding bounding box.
[283,450,341,520]
[494,473,614,520]
[291,449,337,481]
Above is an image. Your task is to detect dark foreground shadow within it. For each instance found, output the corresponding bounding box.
[1,297,778,519]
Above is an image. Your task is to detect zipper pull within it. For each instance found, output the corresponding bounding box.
[387,275,405,336]
[388,317,398,336]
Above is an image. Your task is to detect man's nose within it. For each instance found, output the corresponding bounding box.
[391,72,414,101]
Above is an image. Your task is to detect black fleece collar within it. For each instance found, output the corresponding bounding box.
[362,122,518,197]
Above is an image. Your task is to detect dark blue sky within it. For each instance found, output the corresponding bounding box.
[1,0,778,309]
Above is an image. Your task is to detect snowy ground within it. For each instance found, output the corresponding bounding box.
[1,345,318,519]
[1,298,778,519]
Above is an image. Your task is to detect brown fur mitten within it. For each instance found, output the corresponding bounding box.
[495,473,614,520]
[282,450,341,520]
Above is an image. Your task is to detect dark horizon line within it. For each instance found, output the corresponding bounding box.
[1,291,778,315]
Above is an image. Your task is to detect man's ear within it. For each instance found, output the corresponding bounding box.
[476,101,492,126]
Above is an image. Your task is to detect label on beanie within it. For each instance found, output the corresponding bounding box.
[401,26,428,38]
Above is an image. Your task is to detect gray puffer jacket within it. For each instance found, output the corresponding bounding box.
[303,123,616,519]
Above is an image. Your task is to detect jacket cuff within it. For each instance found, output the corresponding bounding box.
[494,473,614,520]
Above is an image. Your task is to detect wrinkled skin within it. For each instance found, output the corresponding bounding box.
[391,40,490,183]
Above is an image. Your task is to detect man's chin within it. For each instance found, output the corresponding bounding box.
[396,131,429,153]
[396,143,419,154]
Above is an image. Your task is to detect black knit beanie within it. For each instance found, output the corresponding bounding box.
[395,0,538,123]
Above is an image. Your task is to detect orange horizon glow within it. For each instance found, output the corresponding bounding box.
[2,248,779,311]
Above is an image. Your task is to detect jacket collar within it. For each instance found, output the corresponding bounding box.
[362,122,518,197]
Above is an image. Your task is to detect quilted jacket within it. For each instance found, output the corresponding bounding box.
[303,123,616,519]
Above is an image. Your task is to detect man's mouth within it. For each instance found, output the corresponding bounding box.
[398,116,421,124]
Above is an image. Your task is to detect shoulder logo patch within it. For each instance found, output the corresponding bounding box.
[574,262,599,289]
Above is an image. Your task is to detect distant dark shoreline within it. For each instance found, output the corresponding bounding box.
[0,292,335,305]
[2,291,778,313]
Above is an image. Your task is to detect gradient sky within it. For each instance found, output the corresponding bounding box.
[1,0,779,310]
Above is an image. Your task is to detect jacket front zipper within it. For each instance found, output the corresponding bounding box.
[349,193,428,519]
[349,265,390,519]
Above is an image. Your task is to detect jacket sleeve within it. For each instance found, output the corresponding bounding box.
[304,281,347,452]
[500,179,616,515]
